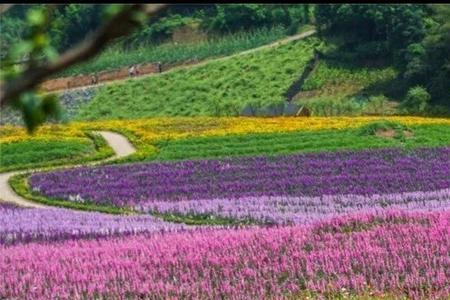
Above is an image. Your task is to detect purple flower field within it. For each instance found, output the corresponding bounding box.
[0,203,186,245]
[140,188,450,224]
[29,147,450,210]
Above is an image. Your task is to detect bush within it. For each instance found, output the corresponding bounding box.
[400,86,431,114]
[363,95,389,115]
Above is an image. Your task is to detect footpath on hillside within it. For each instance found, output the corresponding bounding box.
[0,131,136,208]
[41,30,316,94]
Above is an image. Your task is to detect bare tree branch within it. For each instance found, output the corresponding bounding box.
[0,4,169,107]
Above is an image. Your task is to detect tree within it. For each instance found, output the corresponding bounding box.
[400,86,431,114]
[315,4,426,63]
[0,4,169,132]
[403,4,450,106]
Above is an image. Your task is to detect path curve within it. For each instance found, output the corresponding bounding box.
[0,131,136,208]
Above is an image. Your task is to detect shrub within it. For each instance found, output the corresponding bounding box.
[363,95,389,115]
[400,86,431,114]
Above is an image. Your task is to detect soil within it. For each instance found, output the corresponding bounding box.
[375,129,413,139]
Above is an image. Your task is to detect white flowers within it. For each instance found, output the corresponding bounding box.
[68,194,85,203]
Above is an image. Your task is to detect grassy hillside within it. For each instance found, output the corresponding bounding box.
[293,59,399,116]
[74,37,321,120]
[58,27,288,78]
[301,60,397,96]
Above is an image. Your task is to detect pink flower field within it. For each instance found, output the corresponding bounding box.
[1,210,448,299]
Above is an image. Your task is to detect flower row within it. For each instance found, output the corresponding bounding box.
[29,147,450,208]
[0,203,186,245]
[141,189,450,225]
[3,116,449,145]
[1,210,448,299]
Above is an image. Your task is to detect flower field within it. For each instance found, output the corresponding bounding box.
[1,116,450,299]
[0,203,185,245]
[2,116,450,166]
[1,210,448,299]
[30,147,450,207]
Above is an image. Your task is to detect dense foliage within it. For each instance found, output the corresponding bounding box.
[315,4,449,108]
[1,4,312,54]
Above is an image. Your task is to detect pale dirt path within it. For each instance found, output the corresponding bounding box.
[48,29,317,94]
[0,131,136,208]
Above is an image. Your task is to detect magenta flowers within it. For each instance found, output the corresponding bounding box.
[1,210,448,299]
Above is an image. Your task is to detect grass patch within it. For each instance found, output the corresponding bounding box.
[295,59,399,117]
[0,139,92,171]
[0,132,114,172]
[358,120,412,140]
[152,211,254,226]
[301,60,397,95]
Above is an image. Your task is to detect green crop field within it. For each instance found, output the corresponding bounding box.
[301,60,397,95]
[74,37,321,120]
[58,26,287,78]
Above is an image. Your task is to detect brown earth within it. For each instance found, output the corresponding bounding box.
[375,129,413,139]
[40,62,161,92]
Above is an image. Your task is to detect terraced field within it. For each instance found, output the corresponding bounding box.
[1,116,450,299]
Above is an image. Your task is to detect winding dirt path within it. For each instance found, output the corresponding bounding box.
[0,131,136,208]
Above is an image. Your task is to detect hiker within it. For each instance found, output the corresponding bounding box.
[157,62,162,73]
[90,73,98,85]
[128,65,136,77]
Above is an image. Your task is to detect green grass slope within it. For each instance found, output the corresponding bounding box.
[74,37,321,120]
[58,26,287,78]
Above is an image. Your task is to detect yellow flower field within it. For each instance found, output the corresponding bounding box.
[2,116,450,145]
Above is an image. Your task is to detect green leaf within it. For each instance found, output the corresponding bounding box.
[19,92,45,133]
[10,41,34,60]
[41,94,62,119]
[43,46,59,62]
[102,4,126,21]
[27,9,46,27]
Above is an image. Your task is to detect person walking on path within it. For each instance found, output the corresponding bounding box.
[128,65,136,77]
[90,73,98,85]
